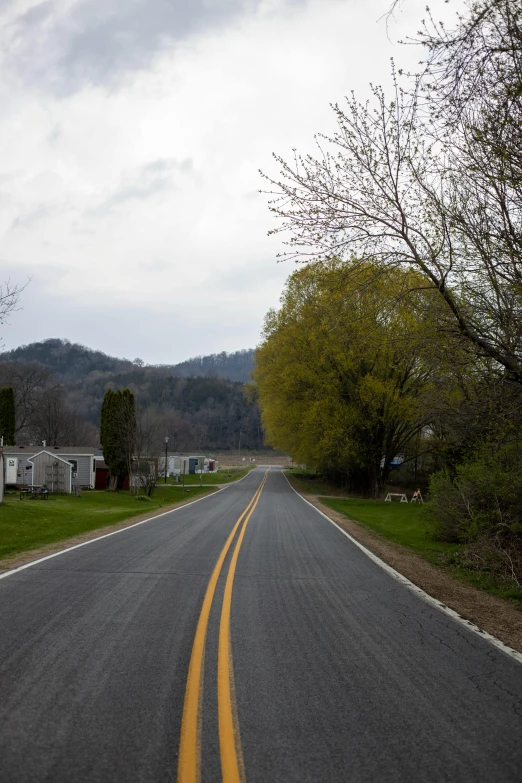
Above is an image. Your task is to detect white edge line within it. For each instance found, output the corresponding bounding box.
[283,470,522,666]
[0,467,259,581]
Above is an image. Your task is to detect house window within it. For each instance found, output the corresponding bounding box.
[68,459,78,477]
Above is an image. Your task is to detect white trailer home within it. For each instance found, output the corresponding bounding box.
[2,446,99,491]
[159,455,202,477]
[158,455,183,478]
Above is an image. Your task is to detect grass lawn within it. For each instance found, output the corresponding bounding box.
[320,496,522,605]
[160,466,255,486]
[0,485,212,562]
[320,497,456,561]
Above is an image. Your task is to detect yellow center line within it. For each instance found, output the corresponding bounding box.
[177,474,267,783]
[218,471,268,783]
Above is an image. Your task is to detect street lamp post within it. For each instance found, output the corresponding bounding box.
[164,436,169,484]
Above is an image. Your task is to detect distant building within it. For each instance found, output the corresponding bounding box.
[158,454,219,477]
[158,454,183,477]
[130,457,158,488]
[188,456,205,474]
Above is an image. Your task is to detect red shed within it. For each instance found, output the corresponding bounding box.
[95,461,129,490]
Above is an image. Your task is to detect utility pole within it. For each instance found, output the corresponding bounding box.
[164,436,169,484]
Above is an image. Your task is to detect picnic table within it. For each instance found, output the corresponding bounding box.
[19,486,49,500]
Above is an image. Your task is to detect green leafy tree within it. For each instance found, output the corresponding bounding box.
[0,386,16,445]
[254,260,439,497]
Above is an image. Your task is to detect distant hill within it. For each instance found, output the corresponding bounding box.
[0,339,261,451]
[1,338,134,381]
[0,339,255,384]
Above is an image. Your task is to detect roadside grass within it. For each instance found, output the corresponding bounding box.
[320,497,456,560]
[320,496,522,606]
[160,466,255,485]
[0,485,212,562]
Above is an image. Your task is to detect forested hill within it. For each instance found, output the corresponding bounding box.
[169,350,255,383]
[1,339,255,384]
[0,339,261,451]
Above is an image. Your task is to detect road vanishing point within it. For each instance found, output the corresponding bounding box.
[1,467,522,782]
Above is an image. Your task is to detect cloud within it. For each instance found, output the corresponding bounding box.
[89,179,172,214]
[10,204,53,230]
[143,158,186,173]
[1,0,306,94]
[87,157,194,214]
[0,0,464,364]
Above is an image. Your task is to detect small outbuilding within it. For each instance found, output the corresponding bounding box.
[28,451,73,494]
[94,460,130,490]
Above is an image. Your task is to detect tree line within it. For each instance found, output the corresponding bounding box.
[0,346,263,453]
[256,1,522,586]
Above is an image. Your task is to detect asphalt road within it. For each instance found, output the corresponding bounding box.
[1,467,522,783]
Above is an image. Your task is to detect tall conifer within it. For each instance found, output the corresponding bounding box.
[100,388,136,489]
[0,386,16,445]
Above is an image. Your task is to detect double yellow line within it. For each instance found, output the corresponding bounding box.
[177,471,268,783]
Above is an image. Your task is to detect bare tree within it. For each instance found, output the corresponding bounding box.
[144,406,194,454]
[28,389,97,446]
[132,403,159,493]
[0,361,61,437]
[262,2,522,382]
[0,280,26,346]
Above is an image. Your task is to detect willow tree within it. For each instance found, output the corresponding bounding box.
[254,260,439,497]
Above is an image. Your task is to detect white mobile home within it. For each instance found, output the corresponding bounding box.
[158,454,183,478]
[2,446,99,491]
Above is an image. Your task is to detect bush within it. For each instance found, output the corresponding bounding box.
[425,447,522,585]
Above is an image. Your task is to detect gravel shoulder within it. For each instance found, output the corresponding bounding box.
[293,485,522,654]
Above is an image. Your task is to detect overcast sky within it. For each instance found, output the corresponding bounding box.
[0,0,461,365]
